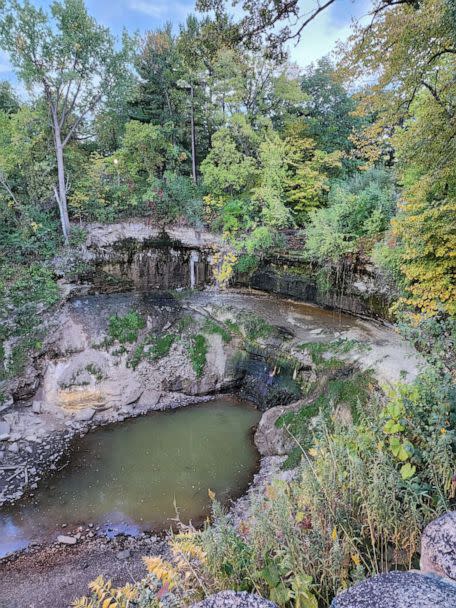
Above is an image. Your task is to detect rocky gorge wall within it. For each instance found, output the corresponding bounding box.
[66,222,392,320]
[236,255,393,321]
[65,222,222,294]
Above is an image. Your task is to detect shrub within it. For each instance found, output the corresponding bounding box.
[203,319,232,344]
[194,367,453,605]
[107,312,145,345]
[149,333,176,360]
[304,167,396,264]
[188,334,208,378]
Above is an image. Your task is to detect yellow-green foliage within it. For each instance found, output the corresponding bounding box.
[345,0,456,317]
[73,576,140,608]
[392,87,456,317]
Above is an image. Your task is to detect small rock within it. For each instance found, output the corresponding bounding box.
[0,421,11,436]
[74,408,96,422]
[57,535,77,545]
[116,549,131,560]
[0,434,10,442]
[8,442,19,453]
[32,400,42,414]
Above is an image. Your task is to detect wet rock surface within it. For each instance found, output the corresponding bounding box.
[331,570,456,607]
[192,591,277,608]
[243,260,393,321]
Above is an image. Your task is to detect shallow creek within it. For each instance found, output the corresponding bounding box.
[0,398,260,558]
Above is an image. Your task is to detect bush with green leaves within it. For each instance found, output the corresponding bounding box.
[188,334,208,378]
[0,262,60,380]
[107,312,145,345]
[150,172,204,226]
[304,167,396,264]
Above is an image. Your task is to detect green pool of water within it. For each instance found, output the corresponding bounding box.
[0,398,260,558]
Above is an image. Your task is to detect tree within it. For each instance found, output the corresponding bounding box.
[285,134,342,222]
[196,0,419,58]
[345,0,456,316]
[392,82,456,317]
[0,0,133,241]
[300,57,360,160]
[131,26,186,130]
[252,131,291,228]
[200,124,257,196]
[0,81,19,114]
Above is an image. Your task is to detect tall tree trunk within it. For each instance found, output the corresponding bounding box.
[51,110,71,243]
[190,84,197,184]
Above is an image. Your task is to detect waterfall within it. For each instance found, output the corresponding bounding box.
[190,250,200,289]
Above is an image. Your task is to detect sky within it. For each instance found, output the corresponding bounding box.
[0,0,371,88]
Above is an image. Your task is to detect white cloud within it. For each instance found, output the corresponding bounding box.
[288,7,353,67]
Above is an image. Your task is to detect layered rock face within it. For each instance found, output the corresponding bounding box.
[81,223,220,293]
[241,260,392,321]
[40,293,241,414]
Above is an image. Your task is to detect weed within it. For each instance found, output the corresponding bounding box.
[203,319,232,343]
[107,311,145,345]
[85,364,105,382]
[188,334,208,378]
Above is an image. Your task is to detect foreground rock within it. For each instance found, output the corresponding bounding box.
[192,591,277,608]
[420,511,456,580]
[331,571,456,607]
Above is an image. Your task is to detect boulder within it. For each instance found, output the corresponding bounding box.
[420,511,456,580]
[331,571,456,607]
[191,591,277,608]
[0,421,11,436]
[137,389,161,408]
[254,400,303,457]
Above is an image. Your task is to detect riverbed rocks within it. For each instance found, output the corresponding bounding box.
[57,535,77,546]
[420,511,456,580]
[331,571,456,607]
[192,591,277,608]
[0,420,11,438]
